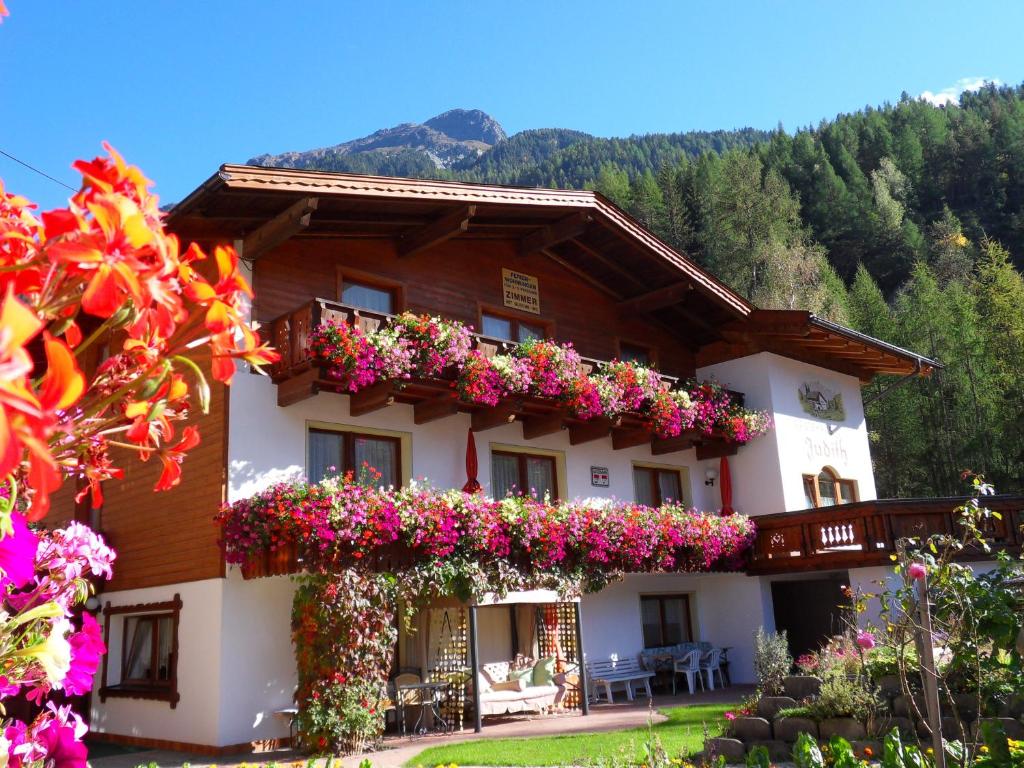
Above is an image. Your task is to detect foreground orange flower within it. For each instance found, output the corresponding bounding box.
[0,145,278,515]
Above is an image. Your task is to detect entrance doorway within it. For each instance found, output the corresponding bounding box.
[771,573,850,659]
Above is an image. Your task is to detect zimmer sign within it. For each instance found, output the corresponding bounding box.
[502,268,541,314]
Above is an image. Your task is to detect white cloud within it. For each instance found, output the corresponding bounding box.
[919,77,1003,106]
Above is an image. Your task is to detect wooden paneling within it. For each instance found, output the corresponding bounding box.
[98,371,227,592]
[252,237,698,379]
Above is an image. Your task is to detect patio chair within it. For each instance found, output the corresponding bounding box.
[700,648,725,690]
[392,672,423,735]
[672,648,704,695]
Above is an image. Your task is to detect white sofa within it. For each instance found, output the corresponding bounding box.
[476,660,567,716]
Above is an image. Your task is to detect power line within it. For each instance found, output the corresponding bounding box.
[0,149,77,192]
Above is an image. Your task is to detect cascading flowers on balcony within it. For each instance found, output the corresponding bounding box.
[217,475,757,600]
[307,316,772,445]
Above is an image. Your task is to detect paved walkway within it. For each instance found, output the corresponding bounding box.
[87,686,750,768]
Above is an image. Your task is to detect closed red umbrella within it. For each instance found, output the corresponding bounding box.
[719,455,734,515]
[462,428,482,493]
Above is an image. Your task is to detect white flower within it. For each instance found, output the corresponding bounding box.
[31,618,72,684]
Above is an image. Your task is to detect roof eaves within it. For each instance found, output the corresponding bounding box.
[809,316,943,371]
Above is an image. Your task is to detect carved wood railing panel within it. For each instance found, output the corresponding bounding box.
[749,496,1024,574]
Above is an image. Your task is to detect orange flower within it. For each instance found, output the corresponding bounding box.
[155,426,201,491]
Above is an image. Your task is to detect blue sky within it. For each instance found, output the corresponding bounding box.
[2,0,1023,209]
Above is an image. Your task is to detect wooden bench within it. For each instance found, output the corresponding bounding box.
[586,658,655,703]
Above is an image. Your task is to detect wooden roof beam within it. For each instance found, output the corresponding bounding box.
[241,197,318,260]
[520,212,593,257]
[619,281,693,312]
[397,205,476,258]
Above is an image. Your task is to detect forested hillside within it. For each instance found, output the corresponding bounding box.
[587,84,1024,498]
[252,84,1024,497]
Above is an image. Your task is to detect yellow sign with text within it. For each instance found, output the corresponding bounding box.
[501,268,541,315]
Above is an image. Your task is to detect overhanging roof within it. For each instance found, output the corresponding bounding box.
[701,309,941,381]
[168,165,938,381]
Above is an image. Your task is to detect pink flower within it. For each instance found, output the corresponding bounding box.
[724,711,736,721]
[856,630,876,650]
[62,614,106,696]
[0,513,39,589]
[34,715,87,768]
[908,562,927,581]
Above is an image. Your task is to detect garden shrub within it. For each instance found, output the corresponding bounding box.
[753,626,792,695]
[808,667,880,723]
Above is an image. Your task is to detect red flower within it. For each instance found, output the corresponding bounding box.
[155,426,201,491]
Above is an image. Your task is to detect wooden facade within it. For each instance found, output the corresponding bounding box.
[254,237,698,377]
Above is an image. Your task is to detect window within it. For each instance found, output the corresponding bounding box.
[340,280,394,314]
[491,451,558,500]
[308,428,401,487]
[618,342,653,366]
[633,465,686,507]
[123,615,175,687]
[480,311,546,343]
[803,467,858,508]
[640,594,693,648]
[100,595,181,707]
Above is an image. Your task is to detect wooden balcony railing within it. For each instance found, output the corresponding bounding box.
[747,496,1024,574]
[262,298,742,458]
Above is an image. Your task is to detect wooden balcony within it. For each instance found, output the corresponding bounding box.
[264,298,742,458]
[747,496,1024,574]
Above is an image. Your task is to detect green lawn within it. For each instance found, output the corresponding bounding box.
[405,702,734,767]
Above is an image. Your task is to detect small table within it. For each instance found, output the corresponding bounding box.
[645,653,676,690]
[397,681,449,737]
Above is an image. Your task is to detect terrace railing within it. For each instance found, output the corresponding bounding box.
[262,297,742,457]
[748,495,1024,574]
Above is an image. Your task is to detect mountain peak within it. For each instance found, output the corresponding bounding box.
[423,109,506,145]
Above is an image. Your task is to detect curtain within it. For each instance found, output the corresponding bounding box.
[640,598,661,647]
[514,604,537,658]
[525,456,555,499]
[308,431,343,484]
[491,454,519,498]
[124,617,153,680]
[157,616,173,680]
[354,437,397,488]
[658,471,682,505]
[633,468,655,506]
[341,283,393,313]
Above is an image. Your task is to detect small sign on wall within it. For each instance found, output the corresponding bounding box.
[502,268,541,314]
[590,466,610,487]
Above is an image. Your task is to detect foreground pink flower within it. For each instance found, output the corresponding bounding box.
[724,711,736,721]
[856,630,876,650]
[908,562,927,581]
[0,513,40,588]
[62,614,106,696]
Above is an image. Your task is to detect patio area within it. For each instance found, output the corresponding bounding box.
[85,686,751,768]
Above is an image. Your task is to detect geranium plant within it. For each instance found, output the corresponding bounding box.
[307,317,772,443]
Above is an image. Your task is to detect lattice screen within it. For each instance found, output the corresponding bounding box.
[536,602,581,710]
[428,607,468,731]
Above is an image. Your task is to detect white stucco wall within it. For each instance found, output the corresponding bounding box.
[699,352,877,515]
[90,578,225,746]
[227,365,721,510]
[579,572,772,685]
[217,572,297,745]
